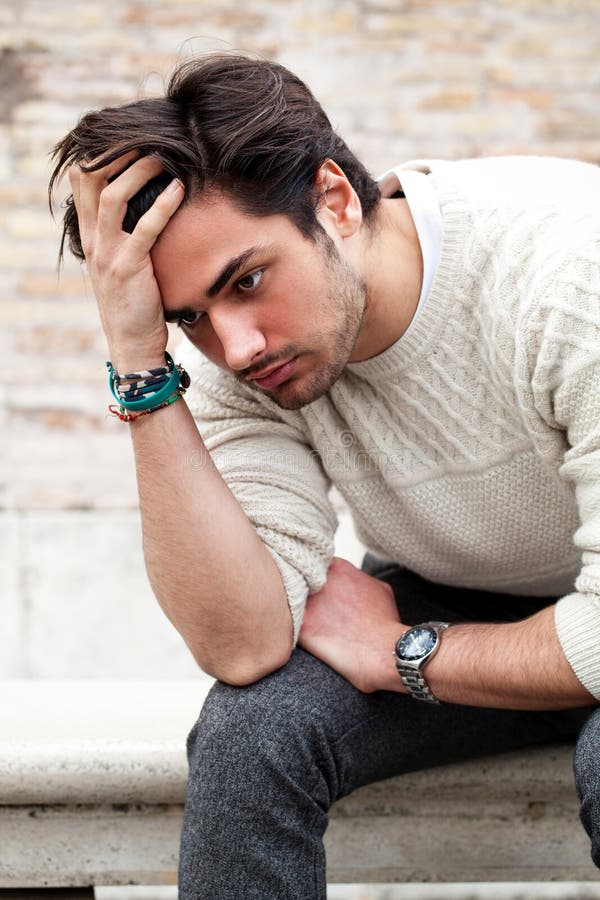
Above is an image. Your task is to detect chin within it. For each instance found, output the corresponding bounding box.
[273,392,314,411]
[267,370,341,410]
[260,384,312,411]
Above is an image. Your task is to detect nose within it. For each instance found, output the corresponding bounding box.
[209,307,266,372]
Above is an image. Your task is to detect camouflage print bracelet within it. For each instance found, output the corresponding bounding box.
[107,353,175,401]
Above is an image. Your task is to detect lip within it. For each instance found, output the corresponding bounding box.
[249,357,298,389]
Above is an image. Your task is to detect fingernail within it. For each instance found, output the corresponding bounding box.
[168,178,184,193]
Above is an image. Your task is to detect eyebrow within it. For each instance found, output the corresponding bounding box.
[163,246,264,323]
[207,247,260,298]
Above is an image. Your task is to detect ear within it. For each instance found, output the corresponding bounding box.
[314,159,363,238]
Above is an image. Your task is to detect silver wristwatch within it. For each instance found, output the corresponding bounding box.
[393,622,450,704]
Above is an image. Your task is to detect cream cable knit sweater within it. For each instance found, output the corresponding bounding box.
[182,156,600,700]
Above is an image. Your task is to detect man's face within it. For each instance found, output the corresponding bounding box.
[151,192,367,410]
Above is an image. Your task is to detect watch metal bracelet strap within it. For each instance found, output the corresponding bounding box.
[396,666,439,704]
[395,621,450,704]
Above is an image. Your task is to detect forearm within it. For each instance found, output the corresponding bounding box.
[129,395,293,684]
[377,605,596,709]
[299,556,599,709]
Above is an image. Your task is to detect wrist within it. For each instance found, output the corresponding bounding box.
[109,352,168,375]
[105,320,169,374]
[373,622,412,693]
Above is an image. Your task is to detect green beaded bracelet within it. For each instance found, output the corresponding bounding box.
[109,387,186,422]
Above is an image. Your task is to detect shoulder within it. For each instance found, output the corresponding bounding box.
[421,154,600,189]
[399,156,600,218]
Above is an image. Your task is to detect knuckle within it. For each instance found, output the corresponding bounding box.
[98,185,121,209]
[93,250,118,277]
[93,255,109,276]
[133,218,157,243]
[134,216,151,234]
[105,257,125,280]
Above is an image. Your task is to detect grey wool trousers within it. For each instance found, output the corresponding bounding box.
[178,562,600,899]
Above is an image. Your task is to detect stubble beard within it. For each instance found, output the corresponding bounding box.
[254,250,367,411]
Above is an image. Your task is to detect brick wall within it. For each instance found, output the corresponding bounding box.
[3,0,600,512]
[2,0,599,676]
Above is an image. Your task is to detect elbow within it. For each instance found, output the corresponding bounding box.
[191,641,293,688]
[183,588,296,686]
[218,656,289,687]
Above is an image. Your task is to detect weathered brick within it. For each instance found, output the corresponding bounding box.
[539,113,600,141]
[418,88,479,111]
[18,272,87,297]
[291,11,357,34]
[489,89,554,111]
[13,323,99,355]
[504,38,553,58]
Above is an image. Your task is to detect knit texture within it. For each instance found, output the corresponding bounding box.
[181,156,600,700]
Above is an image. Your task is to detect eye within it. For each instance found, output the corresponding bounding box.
[237,269,264,292]
[176,310,205,328]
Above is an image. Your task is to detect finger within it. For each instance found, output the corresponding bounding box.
[83,148,141,178]
[119,178,185,264]
[71,148,140,215]
[73,150,144,252]
[96,155,167,235]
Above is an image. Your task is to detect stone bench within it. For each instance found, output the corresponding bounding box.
[0,680,598,895]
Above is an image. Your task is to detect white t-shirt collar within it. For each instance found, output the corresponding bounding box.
[377,166,443,337]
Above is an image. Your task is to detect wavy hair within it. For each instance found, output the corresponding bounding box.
[49,54,381,261]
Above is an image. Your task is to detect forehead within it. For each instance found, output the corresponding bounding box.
[156,191,260,249]
[151,192,301,303]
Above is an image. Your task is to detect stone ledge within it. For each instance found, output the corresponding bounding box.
[0,680,211,804]
[325,744,598,883]
[1,681,597,887]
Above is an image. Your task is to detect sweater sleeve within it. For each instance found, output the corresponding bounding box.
[523,232,600,700]
[179,346,337,645]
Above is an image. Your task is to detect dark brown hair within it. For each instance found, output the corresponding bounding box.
[49,54,381,261]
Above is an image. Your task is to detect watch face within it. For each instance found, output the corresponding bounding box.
[396,626,437,661]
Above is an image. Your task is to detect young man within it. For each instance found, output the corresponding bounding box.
[51,54,600,897]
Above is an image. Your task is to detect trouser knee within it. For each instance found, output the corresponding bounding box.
[185,653,342,810]
[574,708,600,867]
[180,652,345,900]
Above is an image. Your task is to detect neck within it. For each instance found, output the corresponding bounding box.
[350,197,423,362]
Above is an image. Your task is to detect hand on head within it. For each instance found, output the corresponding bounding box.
[68,153,185,372]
